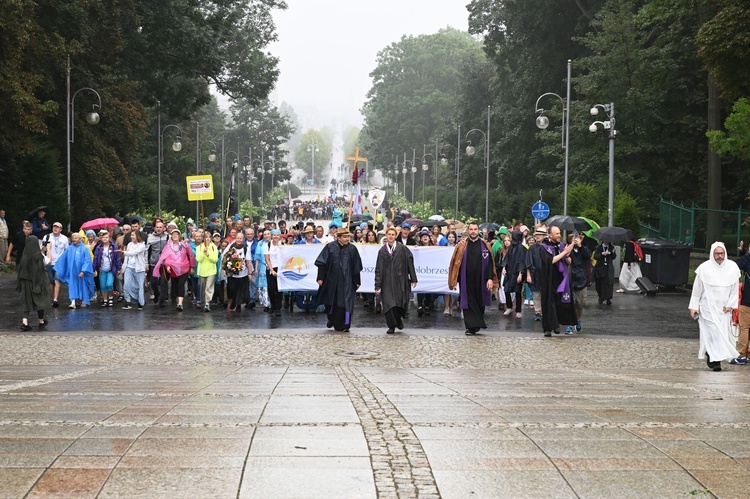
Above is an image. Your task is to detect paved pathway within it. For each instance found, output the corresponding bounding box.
[1,328,749,498]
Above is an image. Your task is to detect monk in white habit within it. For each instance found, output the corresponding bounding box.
[689,242,740,371]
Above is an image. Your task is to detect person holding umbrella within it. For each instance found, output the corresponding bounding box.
[29,207,50,239]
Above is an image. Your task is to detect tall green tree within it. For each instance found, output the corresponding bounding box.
[360,28,486,191]
[293,129,331,180]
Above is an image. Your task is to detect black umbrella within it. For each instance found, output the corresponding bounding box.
[418,220,447,228]
[593,226,633,243]
[545,215,590,232]
[127,215,146,224]
[28,206,49,219]
[479,222,500,231]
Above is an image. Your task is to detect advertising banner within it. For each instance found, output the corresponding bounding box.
[277,244,458,294]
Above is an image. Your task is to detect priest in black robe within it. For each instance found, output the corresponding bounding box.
[374,226,418,334]
[315,227,363,332]
[540,225,578,336]
[448,223,499,335]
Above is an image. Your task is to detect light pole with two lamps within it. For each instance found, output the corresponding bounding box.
[534,60,572,216]
[66,56,102,230]
[589,102,617,226]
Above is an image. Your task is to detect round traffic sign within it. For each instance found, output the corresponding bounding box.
[531,201,550,220]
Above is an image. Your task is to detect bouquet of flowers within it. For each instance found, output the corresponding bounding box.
[224,250,244,277]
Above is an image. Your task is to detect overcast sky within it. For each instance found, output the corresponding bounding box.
[268,0,471,131]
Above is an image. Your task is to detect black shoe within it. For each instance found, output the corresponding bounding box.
[397,319,404,330]
[52,300,59,308]
[176,304,183,311]
[326,320,333,328]
[465,329,476,336]
[535,313,541,321]
[38,319,48,330]
[159,300,165,308]
[606,299,612,305]
[20,324,33,332]
[342,328,350,332]
[544,331,552,337]
[554,330,561,335]
[275,310,281,316]
[386,328,395,334]
[417,307,424,317]
[247,302,255,309]
[403,312,409,319]
[375,304,382,314]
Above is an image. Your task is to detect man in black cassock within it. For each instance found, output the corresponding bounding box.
[539,225,577,336]
[374,226,418,334]
[315,227,363,332]
[448,223,499,336]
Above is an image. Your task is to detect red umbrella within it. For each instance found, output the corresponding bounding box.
[80,218,120,231]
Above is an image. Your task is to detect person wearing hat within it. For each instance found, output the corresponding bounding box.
[527,226,547,321]
[40,222,69,307]
[295,225,320,245]
[315,227,363,332]
[398,223,416,246]
[321,222,339,245]
[54,232,95,309]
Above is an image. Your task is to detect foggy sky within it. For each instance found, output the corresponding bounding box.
[269,0,471,130]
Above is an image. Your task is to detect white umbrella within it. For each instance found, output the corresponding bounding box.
[428,214,445,221]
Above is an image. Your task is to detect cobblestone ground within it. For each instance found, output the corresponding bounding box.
[1,332,749,498]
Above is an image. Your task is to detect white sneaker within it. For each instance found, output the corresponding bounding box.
[503,308,513,316]
[68,301,76,309]
[443,309,451,315]
[524,300,529,305]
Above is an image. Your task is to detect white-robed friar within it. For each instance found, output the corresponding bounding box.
[689,242,740,364]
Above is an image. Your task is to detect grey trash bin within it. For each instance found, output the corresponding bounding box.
[637,238,693,287]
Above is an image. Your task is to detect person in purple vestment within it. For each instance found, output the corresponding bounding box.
[448,223,499,336]
[539,225,577,336]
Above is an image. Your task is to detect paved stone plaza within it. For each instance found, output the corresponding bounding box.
[0,329,749,498]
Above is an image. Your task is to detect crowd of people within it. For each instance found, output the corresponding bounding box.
[3,206,748,371]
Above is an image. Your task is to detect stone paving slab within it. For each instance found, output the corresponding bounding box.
[0,332,747,497]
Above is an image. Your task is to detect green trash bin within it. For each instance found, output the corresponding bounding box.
[637,238,693,287]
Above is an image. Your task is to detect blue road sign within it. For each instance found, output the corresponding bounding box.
[531,201,550,220]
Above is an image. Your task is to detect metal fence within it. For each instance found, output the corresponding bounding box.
[641,198,750,252]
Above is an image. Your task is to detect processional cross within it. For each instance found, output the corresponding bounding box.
[344,147,368,224]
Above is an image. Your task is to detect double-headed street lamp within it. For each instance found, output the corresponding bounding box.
[589,102,617,226]
[465,106,491,222]
[307,139,319,192]
[535,60,572,216]
[66,56,102,230]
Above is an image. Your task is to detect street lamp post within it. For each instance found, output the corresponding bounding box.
[534,59,572,216]
[439,143,457,218]
[421,151,435,209]
[589,102,617,226]
[252,159,264,208]
[66,55,102,230]
[465,106,491,222]
[157,121,183,218]
[307,139,319,193]
[222,151,239,218]
[197,132,217,224]
[402,158,412,203]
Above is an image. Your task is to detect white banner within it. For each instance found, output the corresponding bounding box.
[277,244,457,294]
